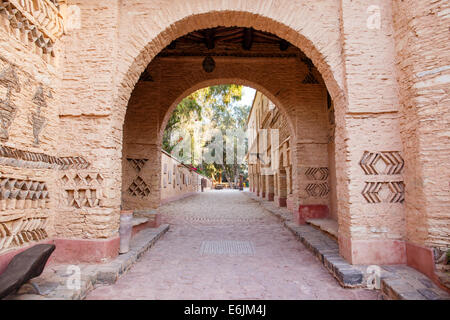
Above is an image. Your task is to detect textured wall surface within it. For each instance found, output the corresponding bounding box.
[392,0,450,250]
[0,0,447,272]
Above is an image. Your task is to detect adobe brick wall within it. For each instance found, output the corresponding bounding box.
[0,0,447,272]
[392,0,450,250]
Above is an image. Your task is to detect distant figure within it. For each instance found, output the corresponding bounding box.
[239,175,244,191]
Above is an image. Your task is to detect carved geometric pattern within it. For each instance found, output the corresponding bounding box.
[0,177,49,210]
[30,86,49,146]
[0,65,20,142]
[362,181,405,204]
[60,172,104,208]
[0,0,65,57]
[305,167,329,181]
[305,183,329,198]
[0,145,90,170]
[128,176,150,197]
[359,151,404,175]
[0,216,48,251]
[127,158,148,173]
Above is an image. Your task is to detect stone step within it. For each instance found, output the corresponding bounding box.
[306,218,338,240]
[132,217,149,227]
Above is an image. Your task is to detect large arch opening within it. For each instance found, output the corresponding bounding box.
[121,25,338,233]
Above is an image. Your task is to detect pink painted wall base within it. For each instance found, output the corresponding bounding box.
[294,205,329,225]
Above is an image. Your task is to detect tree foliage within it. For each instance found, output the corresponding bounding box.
[162,84,251,186]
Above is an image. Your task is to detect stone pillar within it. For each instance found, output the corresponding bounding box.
[277,169,287,207]
[392,0,450,282]
[56,0,122,262]
[337,0,406,265]
[266,174,274,201]
[260,174,266,198]
[255,174,260,196]
[291,83,331,224]
[294,143,330,224]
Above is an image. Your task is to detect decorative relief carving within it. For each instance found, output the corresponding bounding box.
[305,167,328,181]
[60,172,104,208]
[362,181,405,204]
[305,182,329,198]
[359,151,404,175]
[30,86,49,146]
[0,66,20,142]
[304,167,329,198]
[359,151,405,204]
[0,214,48,251]
[128,176,150,198]
[0,0,65,57]
[0,177,49,210]
[127,158,148,173]
[0,145,90,170]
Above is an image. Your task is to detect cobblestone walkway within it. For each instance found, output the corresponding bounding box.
[87,190,379,300]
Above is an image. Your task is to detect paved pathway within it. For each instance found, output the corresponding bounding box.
[87,190,379,300]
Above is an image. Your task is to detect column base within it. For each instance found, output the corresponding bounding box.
[294,205,329,225]
[276,197,287,207]
[267,193,274,201]
[339,235,406,265]
[287,198,294,212]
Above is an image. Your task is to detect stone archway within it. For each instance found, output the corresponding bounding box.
[59,2,407,266]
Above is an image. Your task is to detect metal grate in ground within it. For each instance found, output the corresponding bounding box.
[200,240,255,256]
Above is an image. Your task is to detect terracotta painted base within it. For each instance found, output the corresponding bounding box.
[260,192,266,198]
[277,196,287,207]
[52,237,120,264]
[0,236,120,273]
[0,240,55,274]
[294,205,329,225]
[339,235,406,265]
[267,193,274,201]
[406,242,450,293]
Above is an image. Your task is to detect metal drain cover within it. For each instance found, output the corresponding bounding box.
[200,240,255,256]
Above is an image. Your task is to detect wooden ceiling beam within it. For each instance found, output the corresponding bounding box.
[203,29,216,49]
[242,28,254,50]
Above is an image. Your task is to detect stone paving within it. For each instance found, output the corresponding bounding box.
[86,190,379,300]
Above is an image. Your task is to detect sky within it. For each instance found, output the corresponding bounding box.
[239,86,256,108]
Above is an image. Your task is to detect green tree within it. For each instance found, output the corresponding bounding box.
[163,84,250,186]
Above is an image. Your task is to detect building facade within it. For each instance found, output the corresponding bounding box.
[0,0,448,290]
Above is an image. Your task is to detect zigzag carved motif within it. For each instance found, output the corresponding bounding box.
[359,151,404,175]
[362,181,405,204]
[305,182,329,198]
[305,167,329,181]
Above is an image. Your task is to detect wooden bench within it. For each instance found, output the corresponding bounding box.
[0,244,55,299]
